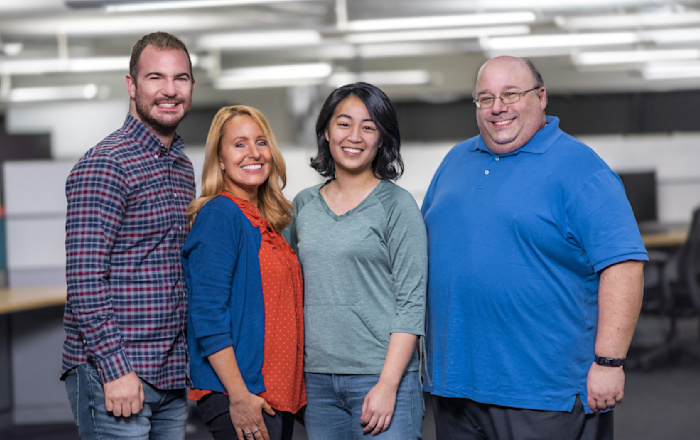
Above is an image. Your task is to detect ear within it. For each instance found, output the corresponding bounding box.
[324,129,329,143]
[126,74,136,99]
[538,87,547,111]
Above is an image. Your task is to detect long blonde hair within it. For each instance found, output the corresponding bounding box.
[187,105,293,233]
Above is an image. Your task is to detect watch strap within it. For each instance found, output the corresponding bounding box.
[595,355,626,368]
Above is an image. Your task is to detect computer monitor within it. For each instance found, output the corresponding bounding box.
[616,170,658,225]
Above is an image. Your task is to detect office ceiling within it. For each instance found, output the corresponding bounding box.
[2,0,700,110]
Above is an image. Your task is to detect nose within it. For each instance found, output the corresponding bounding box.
[347,125,362,143]
[491,96,508,113]
[161,79,178,97]
[247,143,262,159]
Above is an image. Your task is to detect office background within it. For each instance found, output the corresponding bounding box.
[2,0,700,438]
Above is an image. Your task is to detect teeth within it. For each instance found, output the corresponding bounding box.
[159,103,177,108]
[343,147,361,154]
[242,164,262,170]
[494,119,513,126]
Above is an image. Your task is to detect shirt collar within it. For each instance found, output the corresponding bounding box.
[122,113,185,157]
[470,115,562,156]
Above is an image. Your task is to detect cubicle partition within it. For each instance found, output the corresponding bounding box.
[1,160,75,425]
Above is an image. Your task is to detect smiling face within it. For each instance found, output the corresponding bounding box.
[325,94,382,178]
[474,56,547,155]
[218,114,272,203]
[126,45,194,145]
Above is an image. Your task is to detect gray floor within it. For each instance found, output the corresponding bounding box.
[2,315,700,439]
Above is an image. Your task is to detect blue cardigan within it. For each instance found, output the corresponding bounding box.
[182,195,265,394]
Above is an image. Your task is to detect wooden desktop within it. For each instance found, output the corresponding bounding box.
[0,286,66,315]
[641,227,688,249]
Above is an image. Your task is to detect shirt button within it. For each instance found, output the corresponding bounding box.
[174,193,178,198]
[485,170,490,175]
[495,157,500,161]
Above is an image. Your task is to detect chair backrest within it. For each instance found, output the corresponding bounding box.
[678,207,700,310]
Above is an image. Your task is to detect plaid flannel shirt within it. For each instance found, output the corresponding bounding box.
[62,114,195,389]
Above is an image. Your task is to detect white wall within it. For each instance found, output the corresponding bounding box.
[7,100,128,159]
[582,133,700,224]
[7,134,700,289]
[1,146,324,288]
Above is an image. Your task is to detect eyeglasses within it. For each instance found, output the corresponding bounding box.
[473,87,541,109]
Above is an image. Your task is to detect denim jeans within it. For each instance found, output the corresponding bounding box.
[64,363,188,440]
[303,371,423,440]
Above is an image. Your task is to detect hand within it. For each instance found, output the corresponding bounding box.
[586,362,625,414]
[229,392,276,440]
[360,380,397,436]
[103,371,144,417]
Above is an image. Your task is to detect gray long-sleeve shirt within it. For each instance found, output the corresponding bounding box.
[290,180,427,374]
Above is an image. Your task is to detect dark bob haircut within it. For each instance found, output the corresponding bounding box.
[311,82,404,180]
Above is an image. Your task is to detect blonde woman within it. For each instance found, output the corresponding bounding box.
[182,105,304,440]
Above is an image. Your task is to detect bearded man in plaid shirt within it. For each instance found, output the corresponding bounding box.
[61,31,196,440]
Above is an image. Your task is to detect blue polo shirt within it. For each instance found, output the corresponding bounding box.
[421,116,647,414]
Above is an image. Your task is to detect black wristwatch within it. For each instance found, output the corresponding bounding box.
[595,355,626,368]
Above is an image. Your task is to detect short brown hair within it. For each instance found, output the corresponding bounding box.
[129,31,192,79]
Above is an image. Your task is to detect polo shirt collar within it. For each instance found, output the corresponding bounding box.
[471,115,561,156]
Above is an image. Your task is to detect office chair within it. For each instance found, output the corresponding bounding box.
[629,207,700,369]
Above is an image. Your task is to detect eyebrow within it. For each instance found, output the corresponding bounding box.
[477,85,522,95]
[335,113,375,123]
[143,71,191,79]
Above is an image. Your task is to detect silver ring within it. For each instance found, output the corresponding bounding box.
[251,428,260,434]
[244,432,253,437]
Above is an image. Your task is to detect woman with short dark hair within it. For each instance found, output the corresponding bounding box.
[290,82,427,440]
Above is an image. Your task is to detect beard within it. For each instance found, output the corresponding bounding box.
[133,94,191,139]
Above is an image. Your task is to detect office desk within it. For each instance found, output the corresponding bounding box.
[642,229,688,248]
[0,286,69,425]
[0,286,66,315]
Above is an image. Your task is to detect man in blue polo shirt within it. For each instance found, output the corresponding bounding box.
[421,56,647,440]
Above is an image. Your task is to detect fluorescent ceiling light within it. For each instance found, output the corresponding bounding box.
[481,32,638,50]
[0,57,129,75]
[642,60,700,80]
[0,55,197,75]
[328,70,432,88]
[1,43,22,57]
[345,25,530,44]
[466,0,658,8]
[197,30,321,50]
[4,84,105,103]
[214,63,332,89]
[573,49,700,66]
[353,42,477,59]
[555,12,700,30]
[648,28,700,44]
[1,15,241,35]
[105,0,303,12]
[347,12,536,32]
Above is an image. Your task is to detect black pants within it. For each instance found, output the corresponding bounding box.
[197,392,296,440]
[432,395,613,440]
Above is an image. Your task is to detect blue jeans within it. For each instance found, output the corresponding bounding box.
[303,371,424,440]
[64,363,188,440]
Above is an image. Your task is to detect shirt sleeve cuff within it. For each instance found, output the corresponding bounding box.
[199,333,234,358]
[95,350,133,384]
